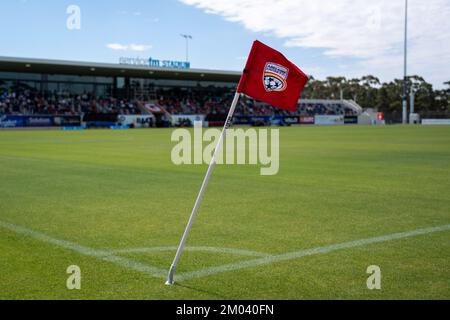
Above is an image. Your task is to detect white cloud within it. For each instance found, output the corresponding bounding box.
[106,43,152,52]
[180,0,450,87]
[128,44,152,51]
[106,43,128,51]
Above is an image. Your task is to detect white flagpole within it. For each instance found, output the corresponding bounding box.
[166,91,242,285]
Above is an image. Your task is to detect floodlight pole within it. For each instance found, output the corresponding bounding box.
[180,34,193,62]
[166,92,241,286]
[402,0,408,124]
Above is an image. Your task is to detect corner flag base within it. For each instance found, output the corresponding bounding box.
[165,265,176,286]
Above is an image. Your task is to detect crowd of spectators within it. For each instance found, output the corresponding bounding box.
[154,89,232,116]
[152,89,357,116]
[0,88,357,117]
[0,90,141,116]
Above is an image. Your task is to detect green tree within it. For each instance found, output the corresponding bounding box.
[300,75,448,118]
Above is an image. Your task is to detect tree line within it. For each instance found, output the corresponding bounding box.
[301,75,450,119]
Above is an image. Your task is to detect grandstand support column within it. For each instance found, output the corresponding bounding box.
[402,0,408,124]
[166,92,241,286]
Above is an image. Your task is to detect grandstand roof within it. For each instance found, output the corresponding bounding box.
[0,56,242,82]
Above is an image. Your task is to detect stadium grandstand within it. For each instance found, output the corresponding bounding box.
[0,56,363,128]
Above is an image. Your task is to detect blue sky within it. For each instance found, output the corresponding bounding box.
[1,0,449,88]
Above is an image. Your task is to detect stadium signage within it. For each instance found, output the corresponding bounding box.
[54,116,82,127]
[283,116,299,124]
[315,115,345,126]
[0,116,22,128]
[171,114,206,127]
[422,119,450,125]
[300,116,315,125]
[344,116,358,124]
[119,57,191,69]
[27,117,53,127]
[118,115,155,128]
[0,115,83,128]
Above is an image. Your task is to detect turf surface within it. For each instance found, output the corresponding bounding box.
[0,125,449,299]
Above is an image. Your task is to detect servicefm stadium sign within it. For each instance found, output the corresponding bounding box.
[119,57,190,69]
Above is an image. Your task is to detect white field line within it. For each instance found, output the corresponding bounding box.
[109,246,272,258]
[1,220,449,283]
[176,224,450,282]
[0,221,167,279]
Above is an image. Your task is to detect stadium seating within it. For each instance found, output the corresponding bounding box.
[0,90,141,116]
[0,88,361,118]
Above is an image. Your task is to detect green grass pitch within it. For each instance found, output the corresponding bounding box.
[0,125,449,299]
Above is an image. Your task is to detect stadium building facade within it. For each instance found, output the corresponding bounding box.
[0,56,368,128]
[0,56,240,99]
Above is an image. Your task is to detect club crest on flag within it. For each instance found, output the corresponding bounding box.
[263,62,289,92]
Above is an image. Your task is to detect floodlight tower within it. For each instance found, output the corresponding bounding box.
[402,0,408,124]
[180,34,193,62]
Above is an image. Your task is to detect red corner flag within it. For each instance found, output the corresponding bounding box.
[237,40,309,112]
[165,41,309,286]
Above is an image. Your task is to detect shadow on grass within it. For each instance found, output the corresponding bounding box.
[175,283,230,299]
